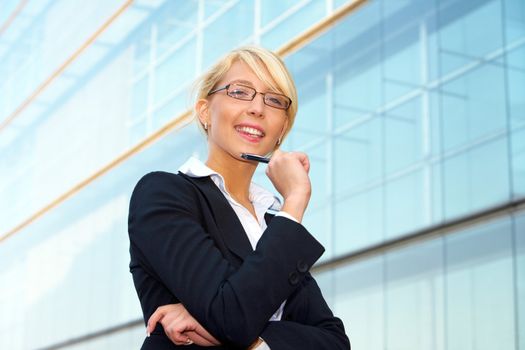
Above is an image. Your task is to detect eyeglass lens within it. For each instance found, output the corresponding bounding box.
[227,84,290,110]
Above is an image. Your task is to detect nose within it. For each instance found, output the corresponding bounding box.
[247,92,265,118]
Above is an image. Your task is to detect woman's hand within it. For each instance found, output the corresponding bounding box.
[266,149,311,222]
[147,304,221,346]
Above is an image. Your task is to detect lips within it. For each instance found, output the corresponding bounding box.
[235,125,265,139]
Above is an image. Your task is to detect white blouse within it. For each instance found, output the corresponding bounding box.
[179,157,292,322]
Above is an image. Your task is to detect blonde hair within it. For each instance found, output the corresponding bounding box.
[193,46,298,141]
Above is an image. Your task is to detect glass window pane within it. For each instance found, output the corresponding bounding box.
[443,138,510,219]
[261,0,325,50]
[441,64,507,152]
[203,1,255,69]
[334,118,383,194]
[385,239,444,350]
[512,128,525,197]
[384,96,424,173]
[504,0,525,43]
[385,169,428,238]
[445,217,516,350]
[335,187,383,254]
[507,46,525,131]
[334,256,384,350]
[438,0,503,76]
[515,211,525,350]
[333,1,381,128]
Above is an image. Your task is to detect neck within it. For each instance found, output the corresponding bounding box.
[205,149,257,202]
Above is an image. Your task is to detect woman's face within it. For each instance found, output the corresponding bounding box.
[197,60,289,163]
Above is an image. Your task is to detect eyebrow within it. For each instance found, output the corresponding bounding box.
[230,79,254,86]
[229,79,283,95]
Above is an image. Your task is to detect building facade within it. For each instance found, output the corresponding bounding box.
[0,0,523,349]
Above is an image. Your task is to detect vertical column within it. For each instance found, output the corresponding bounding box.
[146,23,157,135]
[254,0,261,45]
[420,20,432,225]
[196,0,204,76]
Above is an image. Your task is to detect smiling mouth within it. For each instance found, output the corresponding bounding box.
[235,125,265,138]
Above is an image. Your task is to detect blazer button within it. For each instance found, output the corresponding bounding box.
[297,260,308,273]
[288,271,300,286]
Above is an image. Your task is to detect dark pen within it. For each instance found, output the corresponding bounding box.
[240,153,270,163]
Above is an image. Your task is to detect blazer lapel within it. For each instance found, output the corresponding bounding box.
[178,173,253,261]
[264,212,275,226]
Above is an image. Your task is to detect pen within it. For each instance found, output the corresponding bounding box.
[240,153,270,163]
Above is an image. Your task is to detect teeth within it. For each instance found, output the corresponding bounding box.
[236,126,264,137]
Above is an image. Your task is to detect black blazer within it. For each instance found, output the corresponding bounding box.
[128,171,350,350]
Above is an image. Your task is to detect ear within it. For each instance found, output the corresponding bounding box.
[275,118,289,149]
[195,99,209,126]
[279,118,289,141]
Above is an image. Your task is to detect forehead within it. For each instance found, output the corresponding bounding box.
[221,60,276,90]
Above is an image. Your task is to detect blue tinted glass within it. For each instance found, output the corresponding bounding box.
[383,1,424,103]
[507,46,525,131]
[154,40,196,105]
[334,187,383,254]
[385,170,427,238]
[333,1,381,128]
[504,0,525,43]
[438,0,503,76]
[512,128,525,197]
[385,238,444,350]
[261,1,325,49]
[334,118,383,194]
[443,138,510,219]
[261,0,299,26]
[334,256,384,350]
[155,1,197,56]
[445,217,516,349]
[384,96,423,173]
[440,64,507,152]
[202,1,255,69]
[515,212,525,350]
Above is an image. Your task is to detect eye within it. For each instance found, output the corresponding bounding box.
[268,96,284,106]
[266,94,287,108]
[228,85,253,99]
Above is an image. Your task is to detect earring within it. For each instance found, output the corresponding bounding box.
[277,136,282,145]
[204,122,208,130]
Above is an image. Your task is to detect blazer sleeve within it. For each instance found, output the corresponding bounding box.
[128,171,325,348]
[261,274,350,350]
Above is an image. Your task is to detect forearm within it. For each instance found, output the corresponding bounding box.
[260,320,350,350]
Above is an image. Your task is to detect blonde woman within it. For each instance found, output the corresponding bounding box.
[128,46,350,349]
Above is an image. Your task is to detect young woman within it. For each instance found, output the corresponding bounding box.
[128,46,350,349]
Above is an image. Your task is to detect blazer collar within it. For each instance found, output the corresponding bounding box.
[178,172,253,261]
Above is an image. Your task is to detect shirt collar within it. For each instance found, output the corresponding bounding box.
[178,156,281,211]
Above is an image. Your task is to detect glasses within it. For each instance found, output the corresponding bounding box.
[208,83,292,110]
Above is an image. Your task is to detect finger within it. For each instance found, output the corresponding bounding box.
[147,307,167,335]
[185,331,219,346]
[294,152,310,172]
[165,324,192,345]
[302,154,310,173]
[194,324,220,344]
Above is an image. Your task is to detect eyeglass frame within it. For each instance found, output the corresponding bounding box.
[207,83,292,111]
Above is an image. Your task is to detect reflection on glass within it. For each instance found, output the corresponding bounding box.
[334,187,383,254]
[445,217,516,350]
[334,256,384,350]
[515,212,525,350]
[443,138,510,219]
[385,238,444,350]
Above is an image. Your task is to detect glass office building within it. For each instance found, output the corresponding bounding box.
[1,0,524,348]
